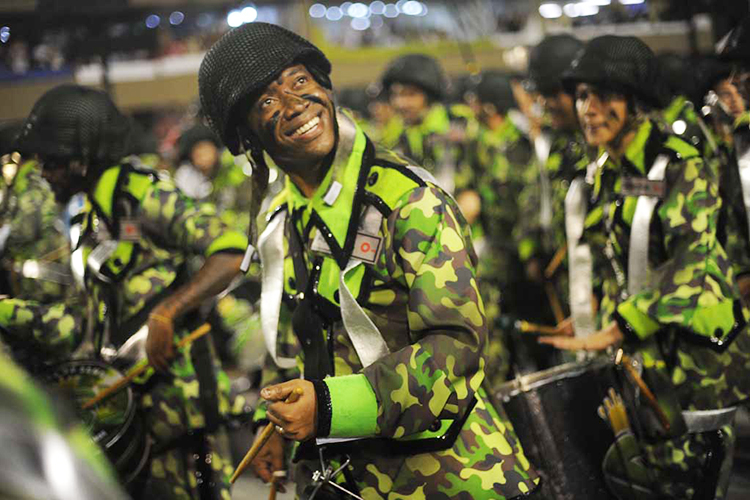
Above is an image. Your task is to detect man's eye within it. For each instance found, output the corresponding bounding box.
[296,76,308,85]
[260,98,273,109]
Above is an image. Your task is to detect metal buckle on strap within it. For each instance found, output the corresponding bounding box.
[682,407,737,434]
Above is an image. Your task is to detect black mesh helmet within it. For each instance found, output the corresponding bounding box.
[527,34,584,95]
[562,35,664,108]
[198,22,332,155]
[718,17,750,65]
[16,84,131,166]
[476,70,516,114]
[177,123,221,163]
[381,54,448,102]
[0,122,22,157]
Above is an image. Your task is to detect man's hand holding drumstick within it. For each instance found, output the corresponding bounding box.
[250,379,317,490]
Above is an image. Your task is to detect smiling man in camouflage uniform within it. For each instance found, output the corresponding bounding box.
[199,22,539,499]
[0,85,247,500]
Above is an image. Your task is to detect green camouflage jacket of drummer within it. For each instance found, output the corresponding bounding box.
[0,159,249,429]
[658,96,750,278]
[0,160,72,302]
[255,111,539,499]
[394,103,479,191]
[516,128,587,265]
[582,119,750,416]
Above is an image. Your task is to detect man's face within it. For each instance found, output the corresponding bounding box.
[389,83,430,126]
[575,83,629,148]
[540,89,577,131]
[39,157,86,203]
[190,140,219,176]
[247,64,336,174]
[714,77,746,119]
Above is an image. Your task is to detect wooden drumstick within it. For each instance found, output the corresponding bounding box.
[544,246,567,280]
[82,323,211,410]
[619,353,671,432]
[515,320,563,336]
[230,387,304,484]
[268,470,287,500]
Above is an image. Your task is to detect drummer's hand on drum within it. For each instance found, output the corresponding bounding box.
[262,379,317,442]
[251,429,287,492]
[538,321,623,351]
[146,309,176,372]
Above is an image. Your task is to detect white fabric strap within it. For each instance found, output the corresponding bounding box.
[534,133,553,230]
[258,212,297,369]
[628,155,669,296]
[565,178,596,338]
[734,134,750,240]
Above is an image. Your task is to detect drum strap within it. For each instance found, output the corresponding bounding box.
[565,177,596,338]
[628,155,669,296]
[189,317,221,433]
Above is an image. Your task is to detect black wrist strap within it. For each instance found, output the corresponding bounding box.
[312,379,332,438]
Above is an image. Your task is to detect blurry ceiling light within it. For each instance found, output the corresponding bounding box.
[419,2,428,16]
[578,3,599,15]
[583,0,611,4]
[402,0,423,15]
[619,0,644,4]
[326,6,344,21]
[563,3,580,17]
[371,15,384,28]
[197,13,212,27]
[0,32,8,44]
[351,17,371,30]
[370,1,386,15]
[672,120,687,135]
[384,4,399,18]
[0,26,9,35]
[396,0,409,12]
[539,3,563,18]
[146,14,161,29]
[227,10,243,27]
[169,11,185,25]
[341,2,353,14]
[349,3,369,18]
[241,6,258,23]
[309,3,327,18]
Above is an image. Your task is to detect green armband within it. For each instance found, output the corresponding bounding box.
[205,230,248,257]
[324,374,378,438]
[518,238,538,262]
[616,300,660,340]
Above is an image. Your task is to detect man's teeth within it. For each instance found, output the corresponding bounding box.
[294,116,320,136]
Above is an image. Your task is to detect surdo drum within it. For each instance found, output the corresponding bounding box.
[43,360,150,488]
[496,357,618,500]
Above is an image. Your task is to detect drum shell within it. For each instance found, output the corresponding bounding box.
[43,360,150,487]
[496,358,617,500]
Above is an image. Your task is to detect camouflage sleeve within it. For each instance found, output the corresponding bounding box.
[0,298,85,360]
[362,185,487,439]
[616,156,743,340]
[6,176,58,251]
[139,179,248,257]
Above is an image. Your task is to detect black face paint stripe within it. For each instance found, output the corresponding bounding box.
[265,111,280,137]
[301,94,326,106]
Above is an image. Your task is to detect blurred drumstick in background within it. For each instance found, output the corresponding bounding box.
[231,387,304,484]
[544,246,567,280]
[82,323,211,409]
[618,352,671,432]
[515,320,569,336]
[269,470,287,500]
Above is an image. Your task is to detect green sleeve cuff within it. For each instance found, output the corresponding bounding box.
[324,374,378,438]
[253,399,268,422]
[616,299,661,340]
[205,230,248,257]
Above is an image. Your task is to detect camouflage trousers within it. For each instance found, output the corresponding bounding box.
[603,424,735,499]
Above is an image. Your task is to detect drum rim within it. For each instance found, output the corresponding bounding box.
[44,359,136,449]
[495,356,614,399]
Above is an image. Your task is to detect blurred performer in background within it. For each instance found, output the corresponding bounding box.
[199,22,540,499]
[0,84,248,499]
[381,53,477,193]
[541,35,750,499]
[457,69,533,384]
[514,34,588,368]
[692,56,750,304]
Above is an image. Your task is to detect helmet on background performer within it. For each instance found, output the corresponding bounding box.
[15,85,132,204]
[380,53,449,126]
[526,34,585,132]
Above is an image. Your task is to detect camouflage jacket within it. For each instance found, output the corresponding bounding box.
[582,120,750,415]
[0,160,248,432]
[0,160,71,302]
[516,128,586,264]
[394,103,479,193]
[256,112,539,499]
